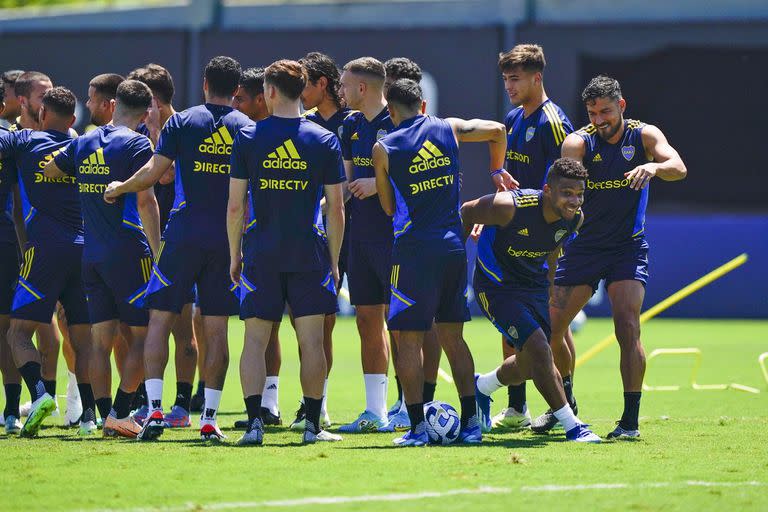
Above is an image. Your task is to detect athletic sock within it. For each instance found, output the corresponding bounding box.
[3,383,22,417]
[77,383,96,420]
[507,382,526,412]
[563,375,575,406]
[320,378,329,417]
[145,378,164,412]
[262,376,279,415]
[18,361,45,402]
[552,404,579,432]
[131,381,147,410]
[111,388,134,419]
[395,375,403,403]
[405,402,425,434]
[201,388,222,425]
[244,394,263,423]
[195,380,205,395]
[95,397,112,420]
[174,381,193,411]
[477,369,504,397]
[459,395,477,429]
[363,373,387,419]
[423,381,437,403]
[620,392,641,430]
[43,379,56,398]
[304,396,322,434]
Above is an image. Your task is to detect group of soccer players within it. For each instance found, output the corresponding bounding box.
[0,42,686,446]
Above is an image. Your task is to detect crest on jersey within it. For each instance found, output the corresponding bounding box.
[555,229,568,242]
[621,145,635,161]
[508,325,519,339]
[376,129,387,141]
[525,126,536,142]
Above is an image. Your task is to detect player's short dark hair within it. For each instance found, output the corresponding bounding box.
[42,86,76,118]
[343,57,386,83]
[384,57,422,83]
[264,60,307,101]
[127,64,175,105]
[89,73,125,101]
[14,71,52,98]
[300,52,343,108]
[2,70,24,88]
[116,80,152,115]
[581,75,622,104]
[204,56,242,98]
[547,157,588,186]
[385,79,422,112]
[498,44,546,73]
[239,67,265,98]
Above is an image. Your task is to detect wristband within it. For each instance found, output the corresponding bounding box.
[490,169,504,177]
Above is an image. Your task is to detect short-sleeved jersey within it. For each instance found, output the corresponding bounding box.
[155,104,253,248]
[0,126,18,245]
[504,99,573,189]
[55,125,153,262]
[476,189,580,290]
[304,107,352,141]
[570,119,649,250]
[377,115,462,249]
[230,116,345,272]
[341,108,395,243]
[0,129,81,245]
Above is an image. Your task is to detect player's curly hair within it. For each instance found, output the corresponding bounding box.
[547,157,588,185]
[239,67,265,98]
[384,57,422,83]
[42,86,76,117]
[581,75,622,104]
[498,44,545,73]
[204,56,242,98]
[300,52,343,109]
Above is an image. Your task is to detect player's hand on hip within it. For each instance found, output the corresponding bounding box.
[625,164,656,190]
[158,163,176,185]
[230,256,242,286]
[470,224,484,241]
[103,181,124,204]
[348,177,378,199]
[492,170,518,192]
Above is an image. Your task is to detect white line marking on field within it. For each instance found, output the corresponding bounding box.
[86,481,765,512]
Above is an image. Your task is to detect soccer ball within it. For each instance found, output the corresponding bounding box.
[424,400,460,445]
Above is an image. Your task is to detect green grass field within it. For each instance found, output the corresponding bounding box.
[2,317,767,511]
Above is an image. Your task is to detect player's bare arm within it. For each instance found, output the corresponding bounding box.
[137,187,161,257]
[446,117,515,191]
[372,142,394,216]
[42,158,67,179]
[561,132,586,161]
[103,153,173,202]
[226,177,249,286]
[625,124,687,190]
[324,181,345,286]
[459,192,517,239]
[342,160,354,203]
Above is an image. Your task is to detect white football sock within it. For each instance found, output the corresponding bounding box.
[364,374,387,419]
[321,379,329,415]
[552,404,579,432]
[201,388,222,425]
[145,379,164,412]
[477,369,504,397]
[262,376,279,415]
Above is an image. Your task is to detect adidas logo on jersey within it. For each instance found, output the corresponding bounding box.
[198,125,234,155]
[409,140,451,174]
[263,139,307,170]
[592,153,602,162]
[351,132,359,140]
[517,228,529,236]
[78,148,110,175]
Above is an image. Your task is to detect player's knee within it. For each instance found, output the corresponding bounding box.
[525,331,552,360]
[614,315,640,345]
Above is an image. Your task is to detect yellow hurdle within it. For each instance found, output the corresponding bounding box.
[642,348,760,393]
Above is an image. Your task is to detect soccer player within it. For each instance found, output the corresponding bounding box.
[227,59,345,445]
[45,80,161,437]
[372,78,505,446]
[105,56,252,441]
[552,76,687,438]
[466,158,601,443]
[127,63,199,427]
[1,70,24,127]
[0,87,92,437]
[493,44,577,432]
[86,73,124,127]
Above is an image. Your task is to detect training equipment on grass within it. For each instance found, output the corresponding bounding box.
[759,352,768,388]
[576,253,749,368]
[642,348,760,393]
[437,368,454,384]
[424,401,460,445]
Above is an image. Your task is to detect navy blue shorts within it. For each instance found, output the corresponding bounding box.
[0,242,19,315]
[239,263,338,322]
[387,246,470,331]
[145,240,238,316]
[474,278,550,351]
[12,241,89,325]
[347,240,392,306]
[555,238,649,293]
[82,246,153,326]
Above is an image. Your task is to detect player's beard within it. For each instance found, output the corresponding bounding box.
[26,104,40,124]
[597,119,622,141]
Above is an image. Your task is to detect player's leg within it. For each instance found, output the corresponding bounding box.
[0,313,22,433]
[262,323,282,425]
[236,316,273,446]
[64,323,96,436]
[422,324,440,404]
[190,303,205,412]
[492,339,531,429]
[35,319,60,407]
[391,329,428,444]
[164,302,196,428]
[56,306,83,428]
[320,313,334,425]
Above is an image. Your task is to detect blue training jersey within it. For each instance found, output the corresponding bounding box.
[155,104,253,248]
[55,125,153,262]
[571,119,649,250]
[0,129,81,245]
[504,99,573,189]
[341,108,395,243]
[230,116,346,272]
[476,189,581,290]
[304,107,352,140]
[0,126,17,245]
[377,115,462,249]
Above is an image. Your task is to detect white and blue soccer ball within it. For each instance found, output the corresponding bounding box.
[424,400,461,445]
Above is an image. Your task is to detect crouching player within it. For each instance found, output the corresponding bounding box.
[465,157,601,443]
